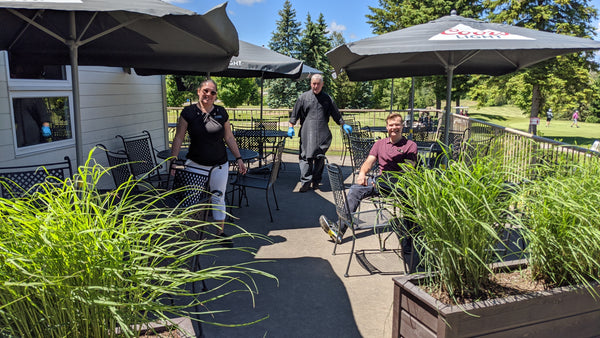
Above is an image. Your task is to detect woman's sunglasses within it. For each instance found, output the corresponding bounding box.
[202,88,217,96]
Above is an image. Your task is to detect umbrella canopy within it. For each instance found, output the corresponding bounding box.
[327,11,600,144]
[0,0,239,165]
[137,40,322,121]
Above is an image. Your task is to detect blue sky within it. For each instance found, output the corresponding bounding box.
[166,0,600,48]
[165,0,379,47]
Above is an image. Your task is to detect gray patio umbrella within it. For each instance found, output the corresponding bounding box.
[137,40,322,121]
[0,0,239,165]
[327,11,600,145]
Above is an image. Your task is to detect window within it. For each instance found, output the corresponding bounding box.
[12,96,72,148]
[5,52,74,153]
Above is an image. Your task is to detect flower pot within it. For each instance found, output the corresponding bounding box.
[392,260,600,338]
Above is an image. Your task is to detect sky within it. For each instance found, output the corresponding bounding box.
[166,0,600,48]
[164,0,380,47]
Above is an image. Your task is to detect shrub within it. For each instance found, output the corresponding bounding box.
[0,151,275,337]
[585,115,600,124]
[520,160,600,291]
[385,151,523,301]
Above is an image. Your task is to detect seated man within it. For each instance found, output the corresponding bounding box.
[320,112,418,244]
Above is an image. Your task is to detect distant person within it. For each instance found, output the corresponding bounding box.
[571,110,580,128]
[13,97,52,147]
[171,79,247,247]
[288,74,352,192]
[546,108,553,127]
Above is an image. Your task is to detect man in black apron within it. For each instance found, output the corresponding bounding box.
[288,74,352,192]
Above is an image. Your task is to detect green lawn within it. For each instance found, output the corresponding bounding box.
[464,101,600,148]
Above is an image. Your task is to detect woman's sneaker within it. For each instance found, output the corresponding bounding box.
[319,215,342,244]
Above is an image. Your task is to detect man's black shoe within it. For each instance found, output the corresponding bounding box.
[299,182,311,192]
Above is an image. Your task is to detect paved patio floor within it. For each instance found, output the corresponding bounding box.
[197,153,408,337]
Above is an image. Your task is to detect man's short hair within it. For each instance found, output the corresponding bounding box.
[311,74,324,83]
[386,113,403,124]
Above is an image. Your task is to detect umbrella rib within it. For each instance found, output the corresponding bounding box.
[7,8,68,46]
[78,17,146,47]
[493,50,519,69]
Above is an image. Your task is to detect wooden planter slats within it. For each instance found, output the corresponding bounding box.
[392,261,600,338]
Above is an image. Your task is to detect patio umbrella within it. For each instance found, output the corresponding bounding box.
[0,0,239,165]
[137,40,322,121]
[327,11,600,145]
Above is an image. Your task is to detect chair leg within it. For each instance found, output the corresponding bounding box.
[264,190,273,222]
[344,231,357,278]
[271,186,279,210]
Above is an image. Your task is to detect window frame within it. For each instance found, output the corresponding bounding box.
[5,52,75,155]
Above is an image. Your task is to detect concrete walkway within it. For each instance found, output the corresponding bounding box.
[199,153,407,337]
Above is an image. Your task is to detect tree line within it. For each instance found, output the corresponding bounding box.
[166,0,600,131]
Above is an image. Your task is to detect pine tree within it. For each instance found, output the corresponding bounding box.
[299,13,336,96]
[268,0,301,58]
[267,0,302,108]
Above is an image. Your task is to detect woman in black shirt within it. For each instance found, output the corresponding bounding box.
[171,79,246,245]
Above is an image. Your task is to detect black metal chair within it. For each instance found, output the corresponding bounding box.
[166,161,215,293]
[325,162,397,277]
[348,135,378,184]
[96,144,134,190]
[230,140,285,222]
[116,130,168,188]
[234,128,266,168]
[340,120,362,166]
[0,156,72,199]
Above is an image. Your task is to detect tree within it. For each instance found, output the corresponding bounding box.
[268,0,301,59]
[299,13,337,97]
[165,75,199,107]
[213,77,259,108]
[267,0,302,108]
[483,0,598,134]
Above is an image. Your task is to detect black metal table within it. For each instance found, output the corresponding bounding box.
[157,148,259,163]
[233,129,289,138]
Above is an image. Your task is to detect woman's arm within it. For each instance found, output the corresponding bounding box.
[223,121,247,175]
[171,116,188,158]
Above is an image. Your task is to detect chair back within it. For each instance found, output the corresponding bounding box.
[348,135,378,176]
[0,156,72,199]
[234,128,267,163]
[167,161,213,208]
[267,140,286,188]
[97,144,133,189]
[254,119,280,143]
[116,130,161,179]
[325,162,353,228]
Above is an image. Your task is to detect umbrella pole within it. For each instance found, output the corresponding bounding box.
[390,78,394,113]
[68,12,84,167]
[408,77,415,140]
[260,75,264,122]
[443,68,454,147]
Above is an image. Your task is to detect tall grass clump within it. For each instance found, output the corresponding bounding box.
[385,149,524,301]
[521,160,600,291]
[0,150,276,337]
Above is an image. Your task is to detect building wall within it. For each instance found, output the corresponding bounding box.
[0,52,167,189]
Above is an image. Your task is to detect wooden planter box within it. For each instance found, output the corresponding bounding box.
[392,261,600,338]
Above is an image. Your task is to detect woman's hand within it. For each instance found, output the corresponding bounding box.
[237,159,247,175]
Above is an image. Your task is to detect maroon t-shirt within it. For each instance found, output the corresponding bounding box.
[369,136,418,174]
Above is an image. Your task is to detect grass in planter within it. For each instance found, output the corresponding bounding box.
[0,150,276,337]
[520,160,600,294]
[384,148,526,302]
